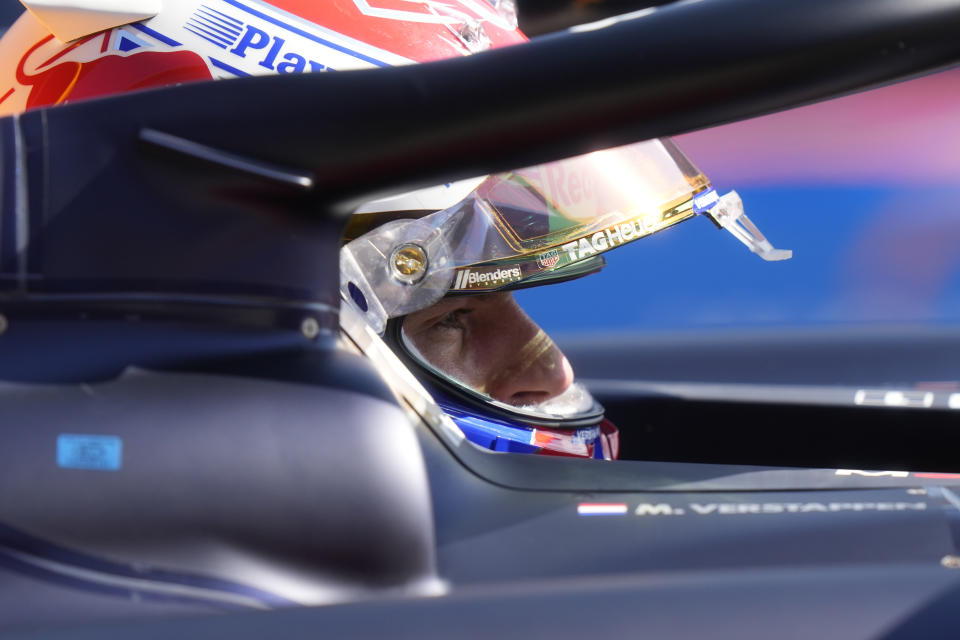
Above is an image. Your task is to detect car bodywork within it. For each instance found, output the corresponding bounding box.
[3,0,960,637]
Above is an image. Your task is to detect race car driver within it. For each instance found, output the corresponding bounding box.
[403,292,572,409]
[0,0,789,460]
[338,137,791,459]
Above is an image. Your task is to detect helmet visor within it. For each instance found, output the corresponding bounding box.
[476,137,709,252]
[341,137,712,327]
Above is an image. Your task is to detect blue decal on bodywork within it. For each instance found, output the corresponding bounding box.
[56,434,122,471]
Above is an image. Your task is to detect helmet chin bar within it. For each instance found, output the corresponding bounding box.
[699,190,793,261]
[340,219,454,334]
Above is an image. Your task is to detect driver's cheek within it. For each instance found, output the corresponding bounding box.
[476,320,574,405]
[420,333,484,390]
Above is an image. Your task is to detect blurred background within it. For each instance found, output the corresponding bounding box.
[517,66,960,335]
[512,1,960,337]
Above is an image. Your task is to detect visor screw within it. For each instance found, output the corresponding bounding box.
[941,555,960,569]
[0,313,7,335]
[390,244,429,285]
[300,317,320,340]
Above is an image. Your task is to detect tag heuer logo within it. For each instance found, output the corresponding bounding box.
[538,249,560,269]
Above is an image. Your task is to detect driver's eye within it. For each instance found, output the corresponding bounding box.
[435,308,473,331]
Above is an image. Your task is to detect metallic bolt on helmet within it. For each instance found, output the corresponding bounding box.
[3,0,790,459]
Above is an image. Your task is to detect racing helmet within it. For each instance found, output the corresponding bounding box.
[340,137,792,459]
[0,0,789,460]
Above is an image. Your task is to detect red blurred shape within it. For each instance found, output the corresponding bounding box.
[15,34,212,111]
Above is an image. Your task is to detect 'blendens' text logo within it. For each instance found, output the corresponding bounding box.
[453,266,522,290]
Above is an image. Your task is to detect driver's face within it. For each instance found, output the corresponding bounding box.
[401,292,574,406]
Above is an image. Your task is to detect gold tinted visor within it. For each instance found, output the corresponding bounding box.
[438,138,711,293]
[478,138,710,254]
[341,137,716,330]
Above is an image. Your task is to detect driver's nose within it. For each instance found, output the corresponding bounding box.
[485,304,575,406]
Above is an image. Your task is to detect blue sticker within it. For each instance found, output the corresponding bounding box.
[57,435,123,471]
[692,188,720,214]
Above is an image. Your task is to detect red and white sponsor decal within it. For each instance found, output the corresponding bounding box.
[577,503,628,516]
[262,0,525,62]
[537,249,560,269]
[3,32,211,113]
[0,0,526,116]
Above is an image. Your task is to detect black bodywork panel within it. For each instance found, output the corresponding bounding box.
[561,328,960,468]
[4,0,960,637]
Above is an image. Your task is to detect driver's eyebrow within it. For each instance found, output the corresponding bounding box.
[406,299,471,331]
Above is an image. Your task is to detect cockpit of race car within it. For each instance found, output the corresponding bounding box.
[3,0,960,638]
